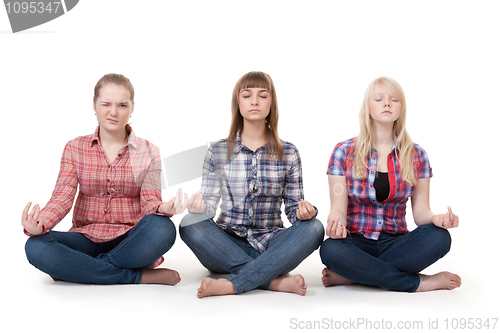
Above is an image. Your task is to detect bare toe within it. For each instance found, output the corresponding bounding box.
[197,277,236,298]
[321,267,354,287]
[269,274,307,296]
[416,271,461,292]
[140,268,181,285]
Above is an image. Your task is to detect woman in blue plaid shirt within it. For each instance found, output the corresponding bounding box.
[179,71,324,298]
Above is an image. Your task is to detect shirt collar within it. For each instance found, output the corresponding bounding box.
[127,127,138,149]
[235,132,266,153]
[90,126,100,146]
[234,133,244,153]
[90,125,138,149]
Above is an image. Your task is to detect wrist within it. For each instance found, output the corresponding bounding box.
[430,214,442,227]
[156,203,165,215]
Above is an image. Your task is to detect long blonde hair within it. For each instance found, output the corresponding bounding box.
[353,77,417,185]
[227,71,284,161]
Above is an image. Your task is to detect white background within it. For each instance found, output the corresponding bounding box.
[1,1,498,332]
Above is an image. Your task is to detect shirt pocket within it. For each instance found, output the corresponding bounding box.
[260,164,286,197]
[347,175,371,203]
[222,162,249,199]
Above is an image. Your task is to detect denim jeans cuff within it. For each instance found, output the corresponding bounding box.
[227,274,244,294]
[408,273,421,293]
[134,268,143,284]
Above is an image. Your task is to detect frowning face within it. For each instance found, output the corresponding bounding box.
[94,84,134,135]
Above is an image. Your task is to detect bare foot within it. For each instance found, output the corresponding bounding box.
[269,274,307,296]
[321,268,355,287]
[140,268,181,285]
[197,277,237,298]
[415,271,461,292]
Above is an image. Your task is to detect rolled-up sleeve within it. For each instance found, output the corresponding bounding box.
[35,141,78,234]
[201,145,221,218]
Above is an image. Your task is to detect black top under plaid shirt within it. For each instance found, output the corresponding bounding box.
[201,133,313,253]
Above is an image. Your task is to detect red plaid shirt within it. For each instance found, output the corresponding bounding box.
[327,137,432,240]
[30,126,168,267]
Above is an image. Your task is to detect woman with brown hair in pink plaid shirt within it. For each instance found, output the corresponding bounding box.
[22,74,187,285]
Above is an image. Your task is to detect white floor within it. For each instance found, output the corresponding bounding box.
[3,1,499,332]
[6,222,496,333]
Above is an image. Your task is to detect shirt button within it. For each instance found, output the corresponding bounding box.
[370,171,375,174]
[378,205,383,208]
[377,220,383,225]
[107,179,110,182]
[118,154,121,157]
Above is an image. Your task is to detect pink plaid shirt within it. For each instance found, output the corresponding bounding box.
[29,126,168,267]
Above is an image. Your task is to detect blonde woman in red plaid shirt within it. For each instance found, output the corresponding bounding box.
[22,74,187,285]
[320,77,461,292]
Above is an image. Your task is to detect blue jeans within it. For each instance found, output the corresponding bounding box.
[319,224,451,292]
[179,213,325,294]
[25,214,176,284]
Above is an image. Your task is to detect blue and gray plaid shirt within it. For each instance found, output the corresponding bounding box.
[202,133,310,252]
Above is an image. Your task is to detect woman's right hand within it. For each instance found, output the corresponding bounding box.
[22,202,44,236]
[326,216,347,239]
[159,188,189,215]
[188,191,206,213]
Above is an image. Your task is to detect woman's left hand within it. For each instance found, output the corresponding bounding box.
[158,188,188,215]
[432,206,459,229]
[296,199,316,220]
[187,191,206,213]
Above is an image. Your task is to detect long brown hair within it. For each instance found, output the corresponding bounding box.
[93,73,135,135]
[227,71,284,161]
